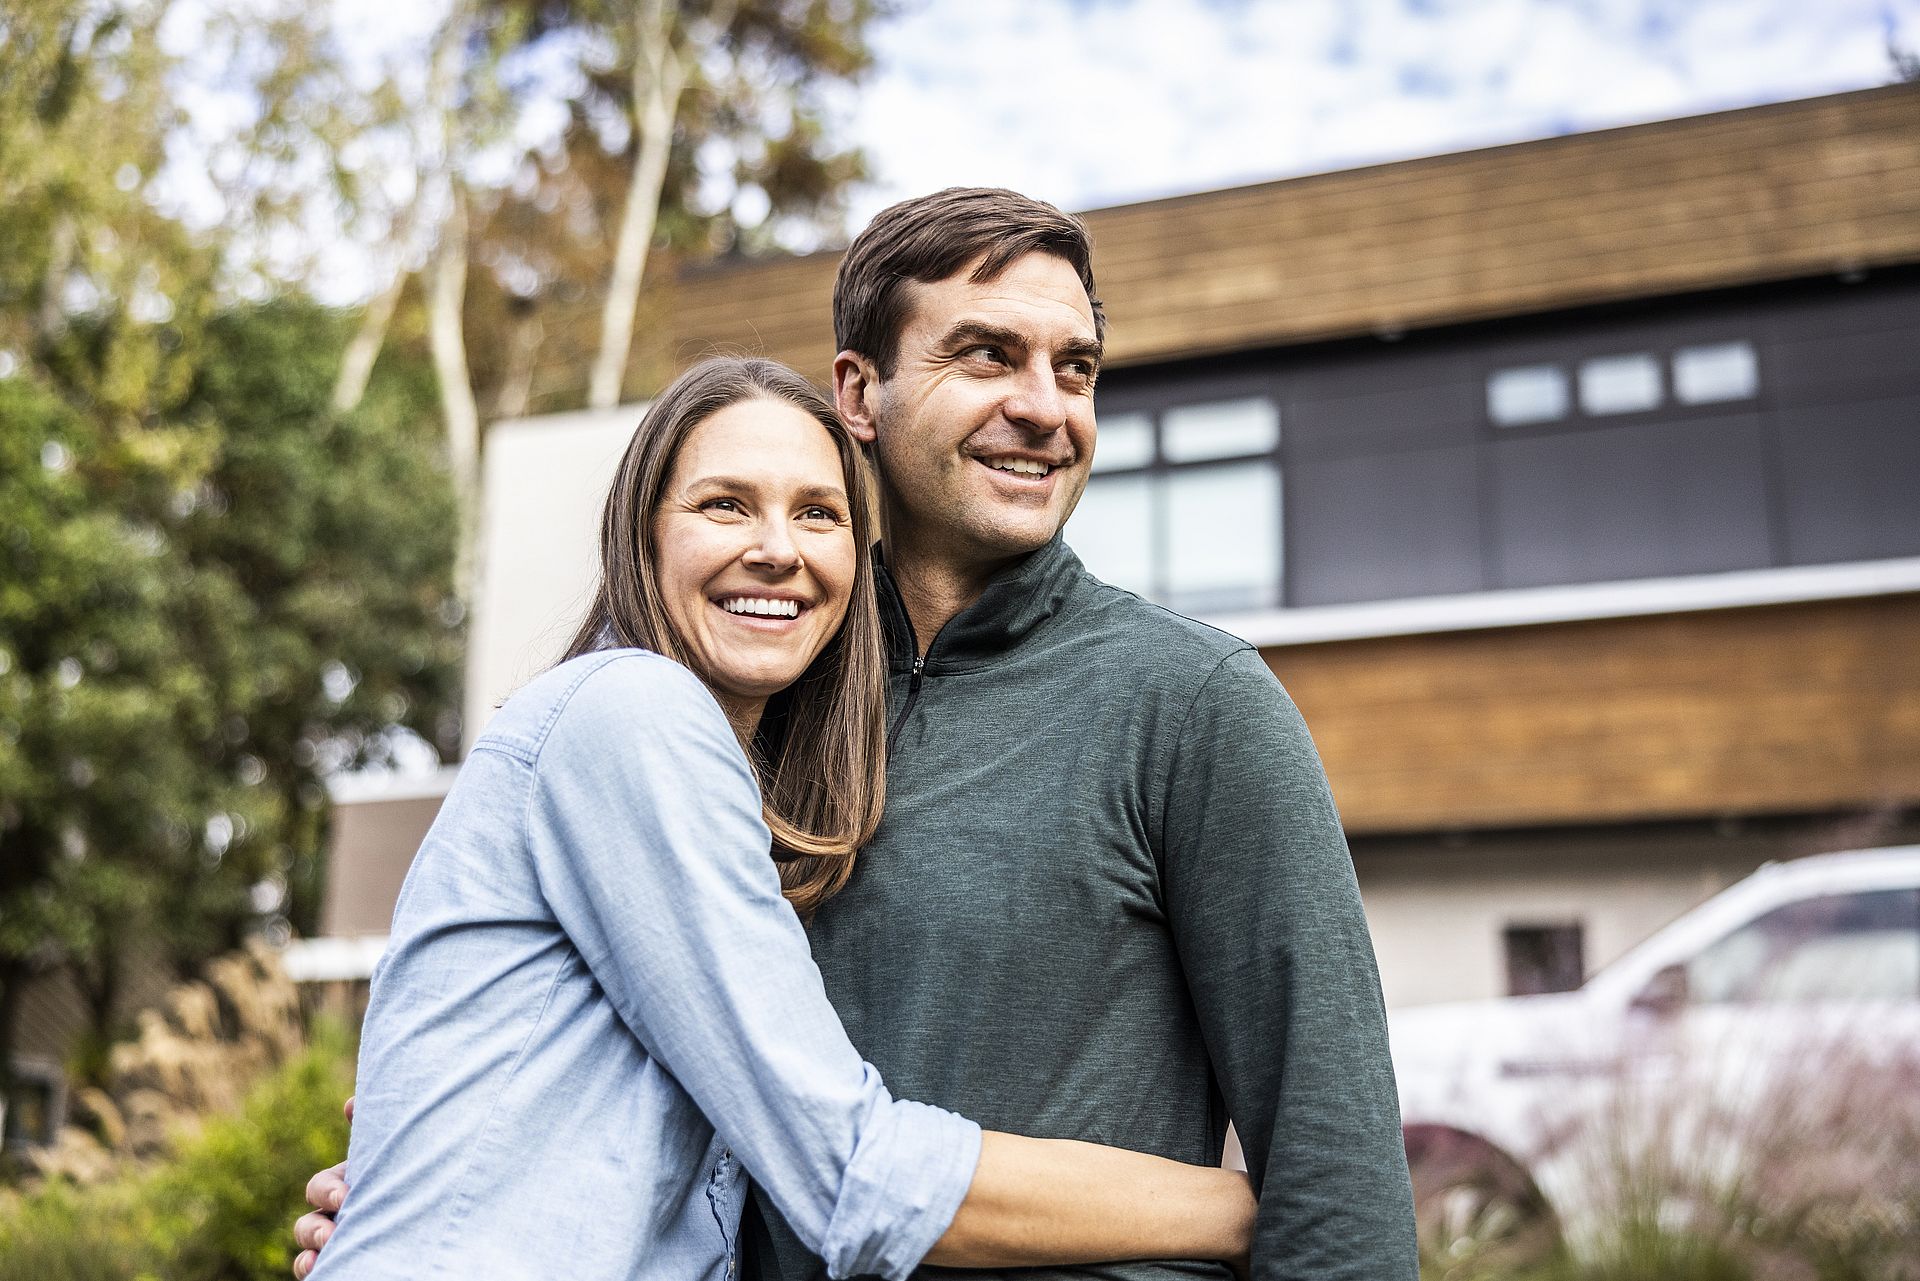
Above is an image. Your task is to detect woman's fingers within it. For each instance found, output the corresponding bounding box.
[292,1247,317,1280]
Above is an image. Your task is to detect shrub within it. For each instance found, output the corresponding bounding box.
[0,1022,353,1281]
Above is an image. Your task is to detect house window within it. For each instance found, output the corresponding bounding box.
[1672,341,1759,405]
[1487,365,1569,426]
[2,1061,64,1149]
[1066,395,1282,612]
[1578,353,1662,415]
[1162,397,1280,462]
[1091,411,1154,473]
[1163,461,1282,610]
[1504,922,1585,996]
[1067,472,1155,595]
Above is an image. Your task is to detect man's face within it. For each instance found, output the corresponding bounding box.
[862,251,1101,569]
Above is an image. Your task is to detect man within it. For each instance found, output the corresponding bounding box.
[298,188,1417,1279]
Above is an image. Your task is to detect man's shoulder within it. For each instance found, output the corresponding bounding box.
[1062,571,1257,673]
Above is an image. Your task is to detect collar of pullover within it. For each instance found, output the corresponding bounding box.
[876,534,1082,675]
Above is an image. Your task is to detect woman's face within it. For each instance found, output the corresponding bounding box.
[653,396,859,726]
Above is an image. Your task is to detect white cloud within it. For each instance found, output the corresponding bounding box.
[845,0,1920,225]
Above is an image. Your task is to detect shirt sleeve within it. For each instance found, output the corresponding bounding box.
[1158,647,1418,1280]
[525,653,981,1281]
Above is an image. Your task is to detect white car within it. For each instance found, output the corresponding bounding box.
[1390,845,1920,1260]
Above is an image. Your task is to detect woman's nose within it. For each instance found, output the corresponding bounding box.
[742,517,801,572]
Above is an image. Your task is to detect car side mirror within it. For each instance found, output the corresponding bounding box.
[1631,963,1689,1016]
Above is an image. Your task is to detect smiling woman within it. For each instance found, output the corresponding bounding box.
[557,358,887,912]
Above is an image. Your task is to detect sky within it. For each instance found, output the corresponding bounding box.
[838,0,1920,227]
[157,0,1920,296]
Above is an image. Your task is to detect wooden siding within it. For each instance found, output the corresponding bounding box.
[1269,594,1920,835]
[654,85,1920,383]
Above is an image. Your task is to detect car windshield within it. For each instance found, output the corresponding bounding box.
[1685,888,1920,1003]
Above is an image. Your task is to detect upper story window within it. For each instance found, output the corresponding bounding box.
[1066,394,1282,613]
[1487,365,1569,426]
[1673,341,1759,405]
[1090,412,1154,472]
[1578,353,1662,415]
[1488,337,1759,428]
[1162,397,1280,462]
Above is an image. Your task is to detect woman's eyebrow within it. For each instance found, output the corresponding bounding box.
[692,475,847,505]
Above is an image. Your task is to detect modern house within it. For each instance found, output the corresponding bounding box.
[308,83,1920,1011]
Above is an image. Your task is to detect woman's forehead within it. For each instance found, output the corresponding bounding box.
[672,398,845,488]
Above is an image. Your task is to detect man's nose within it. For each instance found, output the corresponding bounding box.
[1002,359,1069,433]
[743,516,801,572]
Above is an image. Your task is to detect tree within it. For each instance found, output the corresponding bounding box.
[0,3,461,1104]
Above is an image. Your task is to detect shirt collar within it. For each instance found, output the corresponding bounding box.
[876,534,1084,674]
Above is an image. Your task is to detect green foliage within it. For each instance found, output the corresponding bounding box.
[0,1025,355,1281]
[0,12,460,1078]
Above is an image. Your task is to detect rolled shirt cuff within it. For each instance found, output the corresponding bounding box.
[818,1097,983,1281]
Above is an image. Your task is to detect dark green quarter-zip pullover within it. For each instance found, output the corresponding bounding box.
[746,536,1417,1281]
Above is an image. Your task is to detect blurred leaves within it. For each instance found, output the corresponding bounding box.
[1,2,459,1093]
[0,1022,357,1281]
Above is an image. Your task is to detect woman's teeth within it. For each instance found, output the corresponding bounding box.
[720,597,801,618]
[984,456,1051,477]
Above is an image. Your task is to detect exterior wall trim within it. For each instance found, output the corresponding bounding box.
[327,764,463,806]
[281,935,391,983]
[1206,557,1920,648]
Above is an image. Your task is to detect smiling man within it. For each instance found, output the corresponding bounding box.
[744,188,1418,1279]
[295,189,1416,1280]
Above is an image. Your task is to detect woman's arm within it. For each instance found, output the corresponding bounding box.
[935,1133,1255,1269]
[530,656,1247,1277]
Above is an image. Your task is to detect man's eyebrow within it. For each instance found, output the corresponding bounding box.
[935,320,1027,352]
[1058,337,1105,367]
[936,321,1105,365]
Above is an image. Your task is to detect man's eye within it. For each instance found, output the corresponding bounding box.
[966,345,1008,365]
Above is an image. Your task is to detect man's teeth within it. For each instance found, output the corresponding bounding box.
[720,597,800,618]
[984,456,1051,476]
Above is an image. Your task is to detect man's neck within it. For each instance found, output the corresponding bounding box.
[883,531,1012,656]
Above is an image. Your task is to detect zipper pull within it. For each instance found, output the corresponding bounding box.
[912,655,926,677]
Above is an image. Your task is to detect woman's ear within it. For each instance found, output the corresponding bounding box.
[832,351,880,444]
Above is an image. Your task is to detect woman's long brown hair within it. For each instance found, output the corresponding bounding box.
[557,357,887,915]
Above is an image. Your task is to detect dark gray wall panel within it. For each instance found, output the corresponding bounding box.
[1774,392,1920,565]
[1285,379,1483,460]
[1288,445,1485,606]
[1491,417,1773,588]
[1763,323,1920,408]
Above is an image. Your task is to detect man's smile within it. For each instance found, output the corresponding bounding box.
[974,454,1066,487]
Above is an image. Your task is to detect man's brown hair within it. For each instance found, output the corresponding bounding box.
[833,186,1106,375]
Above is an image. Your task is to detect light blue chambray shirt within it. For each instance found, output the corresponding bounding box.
[312,650,981,1281]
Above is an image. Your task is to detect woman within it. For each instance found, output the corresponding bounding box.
[302,358,1255,1281]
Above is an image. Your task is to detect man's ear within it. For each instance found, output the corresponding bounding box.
[832,350,881,445]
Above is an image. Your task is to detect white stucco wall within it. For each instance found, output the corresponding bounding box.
[464,405,647,747]
[1356,838,1772,1009]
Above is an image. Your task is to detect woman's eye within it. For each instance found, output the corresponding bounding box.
[702,498,743,515]
[799,505,842,524]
